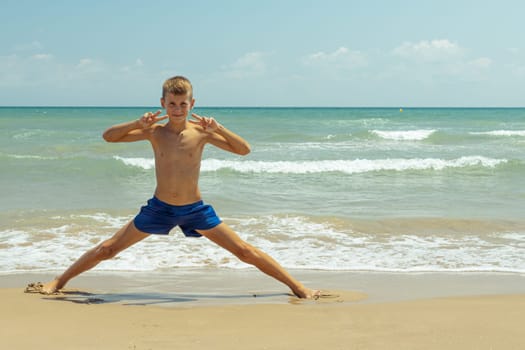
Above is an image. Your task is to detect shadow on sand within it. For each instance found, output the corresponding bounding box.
[42,289,290,306]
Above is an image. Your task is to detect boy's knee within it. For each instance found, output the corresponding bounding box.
[95,241,118,260]
[234,244,259,264]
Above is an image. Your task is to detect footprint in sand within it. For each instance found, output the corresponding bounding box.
[289,290,368,304]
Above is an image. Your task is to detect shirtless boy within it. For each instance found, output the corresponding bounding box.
[33,76,319,299]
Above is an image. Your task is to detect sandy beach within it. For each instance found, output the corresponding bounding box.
[1,270,524,349]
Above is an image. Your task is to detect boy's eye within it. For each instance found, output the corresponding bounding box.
[169,103,188,108]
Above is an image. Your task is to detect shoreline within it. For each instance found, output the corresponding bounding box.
[2,269,524,349]
[2,269,524,306]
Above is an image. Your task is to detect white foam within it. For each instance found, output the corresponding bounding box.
[75,213,131,229]
[371,129,436,140]
[114,155,506,174]
[7,154,58,160]
[1,214,523,274]
[470,130,525,136]
[114,155,154,169]
[200,156,506,174]
[12,131,39,139]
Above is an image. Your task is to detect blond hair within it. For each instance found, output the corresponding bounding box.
[162,76,193,99]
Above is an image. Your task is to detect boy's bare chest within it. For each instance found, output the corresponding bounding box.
[153,131,202,162]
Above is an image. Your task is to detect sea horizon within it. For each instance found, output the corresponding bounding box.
[2,105,525,109]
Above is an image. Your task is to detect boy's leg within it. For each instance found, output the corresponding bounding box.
[40,221,149,294]
[197,223,319,299]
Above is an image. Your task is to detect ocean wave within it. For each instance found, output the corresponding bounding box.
[1,214,523,273]
[5,153,58,160]
[371,129,437,141]
[12,131,41,139]
[113,155,155,169]
[201,156,506,174]
[113,155,507,174]
[469,130,525,137]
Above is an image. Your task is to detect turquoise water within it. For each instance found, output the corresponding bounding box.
[1,107,524,273]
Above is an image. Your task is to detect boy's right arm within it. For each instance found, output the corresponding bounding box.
[102,111,167,142]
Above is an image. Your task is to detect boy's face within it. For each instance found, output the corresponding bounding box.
[161,92,195,121]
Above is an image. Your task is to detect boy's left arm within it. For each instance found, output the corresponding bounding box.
[190,113,251,155]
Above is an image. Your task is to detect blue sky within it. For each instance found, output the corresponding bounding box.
[1,0,524,107]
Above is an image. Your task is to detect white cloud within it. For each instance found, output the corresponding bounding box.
[468,57,491,69]
[303,47,367,69]
[77,58,94,68]
[511,63,525,76]
[222,52,267,79]
[0,55,22,87]
[0,53,61,88]
[13,41,44,51]
[121,58,145,72]
[387,39,496,83]
[0,48,163,105]
[32,53,53,60]
[0,54,18,67]
[393,39,464,62]
[72,58,107,77]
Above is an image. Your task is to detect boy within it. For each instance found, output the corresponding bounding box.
[32,76,319,299]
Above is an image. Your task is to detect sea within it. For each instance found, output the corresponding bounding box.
[1,107,524,275]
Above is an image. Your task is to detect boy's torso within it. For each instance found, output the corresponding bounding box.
[150,123,207,206]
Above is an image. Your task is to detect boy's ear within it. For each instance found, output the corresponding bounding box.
[160,98,166,109]
[190,98,195,109]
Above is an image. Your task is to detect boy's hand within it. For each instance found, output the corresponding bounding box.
[138,110,168,128]
[190,113,221,132]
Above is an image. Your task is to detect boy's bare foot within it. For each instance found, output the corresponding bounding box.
[293,287,322,299]
[25,279,61,295]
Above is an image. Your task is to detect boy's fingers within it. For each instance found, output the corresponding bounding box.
[156,115,169,121]
[144,110,161,117]
[191,113,202,120]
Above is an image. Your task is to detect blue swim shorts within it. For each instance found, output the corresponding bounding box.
[133,196,222,237]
